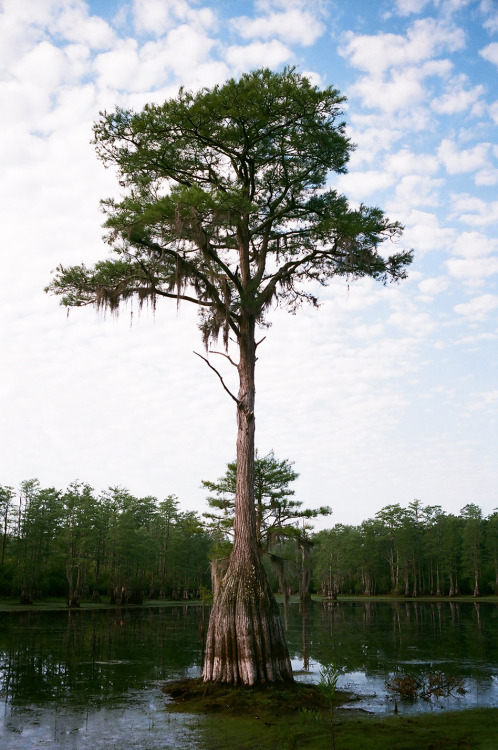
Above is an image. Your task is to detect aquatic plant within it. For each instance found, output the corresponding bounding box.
[386,671,466,701]
[318,662,342,699]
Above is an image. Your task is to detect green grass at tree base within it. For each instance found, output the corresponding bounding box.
[164,680,497,750]
[198,706,498,749]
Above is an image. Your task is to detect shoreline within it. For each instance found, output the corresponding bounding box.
[1,593,497,613]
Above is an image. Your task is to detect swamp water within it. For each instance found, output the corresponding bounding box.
[0,601,497,748]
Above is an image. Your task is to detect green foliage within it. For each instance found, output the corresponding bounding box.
[203,450,331,549]
[2,476,495,601]
[312,500,496,597]
[0,484,15,568]
[46,68,411,348]
[203,450,331,602]
[13,480,64,603]
[1,479,212,605]
[318,663,342,700]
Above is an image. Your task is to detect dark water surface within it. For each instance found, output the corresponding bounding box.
[288,599,498,715]
[0,601,497,748]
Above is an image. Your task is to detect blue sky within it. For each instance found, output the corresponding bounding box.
[0,0,497,527]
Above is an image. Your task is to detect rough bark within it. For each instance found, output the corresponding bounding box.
[202,316,293,685]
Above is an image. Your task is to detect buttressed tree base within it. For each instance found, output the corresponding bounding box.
[47,68,412,685]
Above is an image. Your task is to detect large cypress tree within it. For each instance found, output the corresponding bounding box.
[46,68,412,685]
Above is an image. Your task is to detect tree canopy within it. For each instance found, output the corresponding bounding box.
[47,67,411,349]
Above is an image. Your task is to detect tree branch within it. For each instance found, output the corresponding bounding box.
[194,351,240,405]
[132,236,241,337]
[154,288,213,306]
[209,350,239,368]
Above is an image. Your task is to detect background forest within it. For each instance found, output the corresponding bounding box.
[1,480,497,605]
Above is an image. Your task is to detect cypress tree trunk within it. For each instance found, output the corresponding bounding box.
[473,566,480,597]
[449,569,455,597]
[202,316,293,685]
[299,538,312,604]
[436,563,441,597]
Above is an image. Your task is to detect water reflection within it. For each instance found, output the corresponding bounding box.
[291,600,498,714]
[0,606,205,749]
[0,601,497,747]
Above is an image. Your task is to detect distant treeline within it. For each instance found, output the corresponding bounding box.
[1,482,497,604]
[0,481,211,606]
[310,501,498,598]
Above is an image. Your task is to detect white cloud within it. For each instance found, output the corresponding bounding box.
[12,40,67,90]
[133,0,216,36]
[340,18,464,76]
[0,0,65,31]
[339,17,467,117]
[39,83,97,134]
[231,8,325,46]
[479,42,498,67]
[447,256,498,280]
[398,210,456,255]
[134,0,181,33]
[224,40,292,72]
[387,310,435,337]
[384,148,439,176]
[475,168,498,186]
[53,5,116,49]
[490,101,498,124]
[431,74,485,115]
[480,0,498,33]
[468,390,498,411]
[450,195,498,227]
[418,277,450,296]
[347,120,404,165]
[392,175,444,210]
[5,39,98,128]
[253,0,322,12]
[446,232,498,282]
[458,331,498,345]
[0,1,115,68]
[175,60,230,90]
[441,0,475,14]
[152,25,216,79]
[438,139,490,174]
[301,69,323,87]
[452,231,498,259]
[93,39,141,91]
[336,170,395,199]
[93,26,216,92]
[454,294,498,321]
[350,67,427,113]
[394,0,434,15]
[350,323,385,340]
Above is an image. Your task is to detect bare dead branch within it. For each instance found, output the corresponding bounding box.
[209,350,239,368]
[194,351,240,405]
